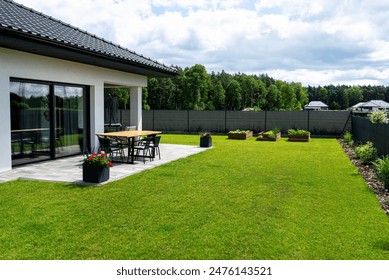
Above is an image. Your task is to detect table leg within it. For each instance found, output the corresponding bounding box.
[129,137,135,164]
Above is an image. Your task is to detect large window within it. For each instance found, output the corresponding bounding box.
[10,80,89,166]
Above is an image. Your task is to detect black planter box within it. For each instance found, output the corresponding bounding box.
[200,137,212,147]
[83,165,110,183]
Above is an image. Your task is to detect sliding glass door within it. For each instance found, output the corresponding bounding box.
[54,85,86,158]
[10,80,89,166]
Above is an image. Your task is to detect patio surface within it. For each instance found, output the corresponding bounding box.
[0,144,210,185]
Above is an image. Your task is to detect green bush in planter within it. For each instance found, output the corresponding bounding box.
[287,129,310,137]
[261,128,280,139]
[228,129,250,134]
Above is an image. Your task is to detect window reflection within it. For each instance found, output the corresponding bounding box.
[10,82,51,165]
[10,81,87,166]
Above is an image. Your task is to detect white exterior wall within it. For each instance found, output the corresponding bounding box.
[0,47,147,172]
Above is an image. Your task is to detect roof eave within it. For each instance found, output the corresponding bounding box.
[0,29,178,77]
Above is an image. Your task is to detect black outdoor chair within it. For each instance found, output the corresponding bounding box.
[133,137,154,164]
[150,135,161,160]
[97,136,125,163]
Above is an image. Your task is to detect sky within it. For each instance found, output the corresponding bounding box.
[13,0,389,86]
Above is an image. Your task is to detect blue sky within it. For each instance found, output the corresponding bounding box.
[15,0,389,86]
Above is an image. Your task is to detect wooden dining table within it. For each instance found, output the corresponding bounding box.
[96,130,162,164]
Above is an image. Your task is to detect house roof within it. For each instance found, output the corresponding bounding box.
[351,102,366,108]
[305,101,328,108]
[0,0,178,77]
[352,100,389,109]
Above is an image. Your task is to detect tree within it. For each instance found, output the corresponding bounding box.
[319,87,328,104]
[345,85,363,106]
[280,83,296,110]
[265,84,280,110]
[147,78,159,109]
[142,88,150,110]
[182,64,211,110]
[210,81,226,110]
[292,82,308,110]
[237,74,258,108]
[225,79,242,110]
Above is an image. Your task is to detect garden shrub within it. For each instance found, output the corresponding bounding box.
[354,141,377,164]
[287,129,310,136]
[369,110,389,124]
[374,156,389,189]
[262,128,280,139]
[343,131,354,146]
[229,129,250,134]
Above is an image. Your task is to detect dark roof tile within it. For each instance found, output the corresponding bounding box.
[0,0,177,75]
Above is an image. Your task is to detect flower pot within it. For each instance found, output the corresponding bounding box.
[200,137,212,147]
[83,165,110,183]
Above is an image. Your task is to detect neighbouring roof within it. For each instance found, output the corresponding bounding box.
[352,100,389,109]
[305,101,329,108]
[0,0,178,77]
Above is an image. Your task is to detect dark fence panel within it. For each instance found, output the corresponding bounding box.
[154,110,188,131]
[120,110,351,136]
[310,110,351,135]
[352,116,389,156]
[226,111,265,132]
[266,111,308,133]
[189,111,225,132]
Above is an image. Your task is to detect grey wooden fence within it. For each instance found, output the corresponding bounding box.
[352,116,389,156]
[118,110,352,135]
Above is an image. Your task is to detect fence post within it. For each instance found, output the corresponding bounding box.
[307,110,310,132]
[264,110,267,131]
[341,111,352,135]
[225,110,227,132]
[187,110,190,132]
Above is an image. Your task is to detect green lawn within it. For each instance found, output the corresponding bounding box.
[0,135,388,259]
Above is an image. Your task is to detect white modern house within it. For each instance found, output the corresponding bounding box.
[304,101,329,110]
[0,0,177,172]
[350,100,389,112]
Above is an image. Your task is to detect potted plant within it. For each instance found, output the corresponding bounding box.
[83,152,113,183]
[287,129,310,142]
[257,128,281,141]
[228,129,253,140]
[200,132,212,147]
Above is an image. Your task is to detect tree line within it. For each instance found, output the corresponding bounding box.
[105,64,389,111]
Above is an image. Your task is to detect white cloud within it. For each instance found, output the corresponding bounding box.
[13,0,389,86]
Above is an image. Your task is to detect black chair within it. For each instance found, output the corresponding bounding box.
[133,137,154,164]
[150,135,161,160]
[97,136,125,163]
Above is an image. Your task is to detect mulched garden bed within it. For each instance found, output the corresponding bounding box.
[338,139,389,217]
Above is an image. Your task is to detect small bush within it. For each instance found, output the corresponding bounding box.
[229,129,250,134]
[374,156,389,189]
[369,110,389,124]
[355,141,377,164]
[343,131,354,146]
[262,128,280,139]
[288,129,310,136]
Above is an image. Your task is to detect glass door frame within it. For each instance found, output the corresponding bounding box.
[10,78,91,165]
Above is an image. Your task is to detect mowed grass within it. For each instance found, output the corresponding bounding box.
[0,135,388,259]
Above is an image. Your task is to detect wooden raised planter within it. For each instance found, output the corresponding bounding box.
[257,132,281,141]
[228,131,253,140]
[288,134,310,142]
